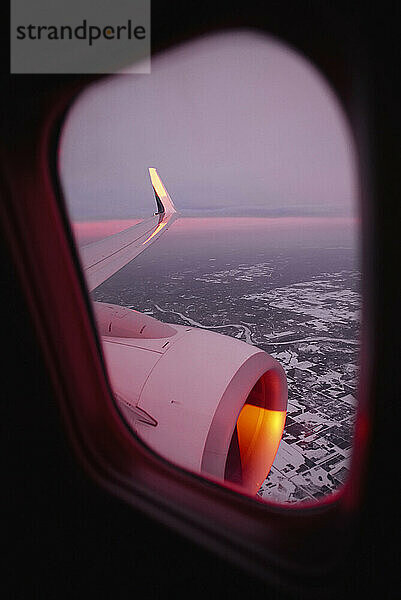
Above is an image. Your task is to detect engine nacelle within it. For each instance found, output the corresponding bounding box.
[95,302,287,495]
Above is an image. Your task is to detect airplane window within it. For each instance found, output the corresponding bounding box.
[59,31,360,503]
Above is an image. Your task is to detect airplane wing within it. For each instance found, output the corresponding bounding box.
[80,168,178,291]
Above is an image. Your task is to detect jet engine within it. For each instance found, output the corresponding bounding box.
[94,302,287,495]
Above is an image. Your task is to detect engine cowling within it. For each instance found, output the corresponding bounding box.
[95,302,287,495]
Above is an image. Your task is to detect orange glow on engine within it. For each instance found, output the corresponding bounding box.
[236,404,286,492]
[142,221,168,245]
[225,372,286,494]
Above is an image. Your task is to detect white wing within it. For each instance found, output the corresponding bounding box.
[80,168,178,291]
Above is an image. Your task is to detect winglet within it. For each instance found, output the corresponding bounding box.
[148,168,177,216]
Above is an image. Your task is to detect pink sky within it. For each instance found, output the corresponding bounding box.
[60,31,358,223]
[73,216,359,247]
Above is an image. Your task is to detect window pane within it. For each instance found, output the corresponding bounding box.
[59,31,360,503]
